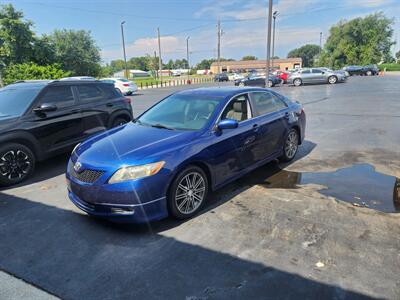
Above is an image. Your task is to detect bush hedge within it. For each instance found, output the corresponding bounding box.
[3,63,70,85]
[378,63,400,71]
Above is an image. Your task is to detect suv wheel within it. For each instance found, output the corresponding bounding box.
[0,143,35,186]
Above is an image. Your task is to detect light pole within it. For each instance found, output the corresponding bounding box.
[265,0,273,87]
[120,21,128,79]
[186,36,190,82]
[272,11,279,72]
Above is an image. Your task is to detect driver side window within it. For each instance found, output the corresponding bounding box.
[221,94,251,122]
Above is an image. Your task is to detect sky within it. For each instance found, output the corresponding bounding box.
[8,0,400,66]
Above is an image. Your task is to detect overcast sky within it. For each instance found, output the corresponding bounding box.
[9,0,400,65]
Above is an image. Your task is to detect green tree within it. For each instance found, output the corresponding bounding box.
[49,29,101,76]
[242,55,257,60]
[3,62,70,85]
[0,4,36,66]
[195,58,234,70]
[395,50,400,62]
[164,59,175,70]
[32,35,56,66]
[287,44,321,67]
[321,12,395,68]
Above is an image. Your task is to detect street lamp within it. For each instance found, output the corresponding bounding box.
[120,21,128,80]
[265,0,273,88]
[186,36,190,82]
[272,11,279,72]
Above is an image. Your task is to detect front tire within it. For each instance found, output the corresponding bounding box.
[280,129,299,162]
[0,143,35,186]
[328,75,337,84]
[111,117,129,127]
[293,78,302,86]
[168,166,208,219]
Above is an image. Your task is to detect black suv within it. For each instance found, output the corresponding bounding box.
[0,80,133,186]
[214,73,229,82]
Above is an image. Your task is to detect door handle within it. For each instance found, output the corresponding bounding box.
[252,124,259,132]
[106,103,113,107]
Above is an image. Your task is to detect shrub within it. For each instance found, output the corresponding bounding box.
[2,62,70,85]
[378,63,400,71]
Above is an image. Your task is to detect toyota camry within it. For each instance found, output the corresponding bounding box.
[66,87,306,223]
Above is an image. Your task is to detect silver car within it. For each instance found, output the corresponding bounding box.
[288,68,347,86]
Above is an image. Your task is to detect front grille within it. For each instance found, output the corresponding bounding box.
[70,166,105,184]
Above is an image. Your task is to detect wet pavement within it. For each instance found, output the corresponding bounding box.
[1,76,400,299]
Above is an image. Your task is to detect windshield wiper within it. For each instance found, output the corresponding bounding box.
[150,123,174,130]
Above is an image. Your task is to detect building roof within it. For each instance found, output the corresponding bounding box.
[210,58,302,67]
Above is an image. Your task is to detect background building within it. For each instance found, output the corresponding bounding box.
[210,58,302,74]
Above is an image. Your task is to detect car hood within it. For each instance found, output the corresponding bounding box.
[74,123,198,168]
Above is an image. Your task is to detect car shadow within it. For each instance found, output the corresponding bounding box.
[0,153,70,191]
[0,191,377,300]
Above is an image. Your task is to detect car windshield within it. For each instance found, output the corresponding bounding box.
[137,94,221,130]
[0,86,42,118]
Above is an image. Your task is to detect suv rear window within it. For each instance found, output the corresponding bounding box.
[77,84,105,102]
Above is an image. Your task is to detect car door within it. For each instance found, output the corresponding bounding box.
[75,83,112,137]
[207,94,260,186]
[26,84,84,153]
[311,68,325,83]
[249,91,289,161]
[300,69,312,83]
[247,76,265,87]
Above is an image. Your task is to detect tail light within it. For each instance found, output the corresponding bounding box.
[123,83,129,87]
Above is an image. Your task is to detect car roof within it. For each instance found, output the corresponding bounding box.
[4,79,107,90]
[175,87,271,99]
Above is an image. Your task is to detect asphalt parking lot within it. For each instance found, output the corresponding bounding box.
[1,76,399,299]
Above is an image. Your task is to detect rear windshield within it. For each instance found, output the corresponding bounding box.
[0,87,42,118]
[117,78,130,82]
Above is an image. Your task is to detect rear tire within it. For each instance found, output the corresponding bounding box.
[168,166,208,219]
[0,143,35,186]
[279,129,299,162]
[111,117,129,128]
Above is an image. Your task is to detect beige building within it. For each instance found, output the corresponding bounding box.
[210,58,302,74]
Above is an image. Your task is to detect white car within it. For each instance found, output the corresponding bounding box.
[101,78,138,95]
[228,73,245,81]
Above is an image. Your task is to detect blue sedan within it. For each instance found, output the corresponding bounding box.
[66,87,306,222]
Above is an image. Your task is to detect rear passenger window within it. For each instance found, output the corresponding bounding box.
[301,70,310,74]
[312,69,322,73]
[250,92,287,116]
[38,86,75,108]
[98,84,121,99]
[77,84,104,102]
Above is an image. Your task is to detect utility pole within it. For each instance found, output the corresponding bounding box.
[157,27,163,82]
[265,0,273,87]
[186,36,190,82]
[154,50,158,79]
[272,11,279,71]
[217,20,221,74]
[120,21,128,79]
[319,32,323,57]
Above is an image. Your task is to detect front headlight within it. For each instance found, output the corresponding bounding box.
[108,161,165,184]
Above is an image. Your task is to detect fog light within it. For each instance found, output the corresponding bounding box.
[110,207,135,215]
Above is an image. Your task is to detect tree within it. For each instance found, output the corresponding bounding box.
[395,50,400,62]
[164,59,175,70]
[242,55,257,60]
[195,58,234,70]
[3,62,70,85]
[49,29,101,76]
[321,12,395,68]
[287,44,321,67]
[0,4,36,66]
[32,35,56,66]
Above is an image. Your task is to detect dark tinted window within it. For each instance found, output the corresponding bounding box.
[38,86,75,107]
[77,84,104,102]
[312,69,322,74]
[250,92,287,116]
[98,84,120,100]
[0,86,42,117]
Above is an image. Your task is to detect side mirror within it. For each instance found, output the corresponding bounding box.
[34,103,57,113]
[217,119,239,130]
[322,71,325,74]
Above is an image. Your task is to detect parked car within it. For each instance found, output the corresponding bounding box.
[61,76,96,81]
[343,65,379,76]
[0,80,133,186]
[288,68,347,86]
[101,78,138,95]
[234,75,281,87]
[319,67,349,78]
[66,87,306,223]
[228,73,245,81]
[214,73,229,82]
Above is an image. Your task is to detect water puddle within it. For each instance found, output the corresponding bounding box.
[239,163,400,213]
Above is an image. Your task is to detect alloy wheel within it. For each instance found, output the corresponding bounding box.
[284,130,298,159]
[175,172,206,215]
[0,150,32,180]
[328,76,337,84]
[293,78,302,86]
